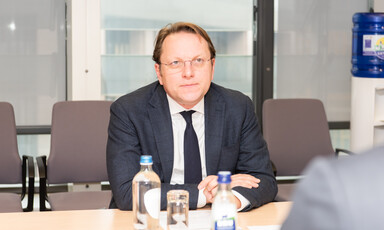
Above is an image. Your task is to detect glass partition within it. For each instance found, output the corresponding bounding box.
[0,0,66,126]
[100,0,254,100]
[0,0,66,159]
[274,0,368,122]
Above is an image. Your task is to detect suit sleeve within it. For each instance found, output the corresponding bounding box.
[232,97,278,211]
[280,158,349,230]
[106,100,201,210]
[106,100,141,210]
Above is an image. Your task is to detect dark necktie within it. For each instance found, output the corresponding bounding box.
[180,110,202,184]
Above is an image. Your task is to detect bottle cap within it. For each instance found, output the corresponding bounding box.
[140,155,153,164]
[217,171,232,184]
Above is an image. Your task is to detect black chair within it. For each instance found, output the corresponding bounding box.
[37,101,112,211]
[262,98,352,201]
[0,102,34,212]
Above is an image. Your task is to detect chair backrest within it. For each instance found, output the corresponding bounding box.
[262,98,335,176]
[0,102,22,184]
[47,101,112,184]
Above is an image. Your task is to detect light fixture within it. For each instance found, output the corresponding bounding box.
[8,22,16,31]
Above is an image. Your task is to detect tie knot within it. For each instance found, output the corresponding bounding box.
[180,110,195,124]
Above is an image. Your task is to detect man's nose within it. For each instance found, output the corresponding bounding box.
[182,61,193,77]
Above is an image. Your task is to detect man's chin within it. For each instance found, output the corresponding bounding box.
[178,96,202,108]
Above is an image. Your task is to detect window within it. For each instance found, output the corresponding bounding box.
[0,0,66,157]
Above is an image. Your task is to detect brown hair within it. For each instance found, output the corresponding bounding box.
[152,22,216,64]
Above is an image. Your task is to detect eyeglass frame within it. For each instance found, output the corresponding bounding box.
[159,57,213,71]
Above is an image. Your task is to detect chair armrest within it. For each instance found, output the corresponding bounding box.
[36,156,50,211]
[21,155,35,212]
[335,148,355,156]
[21,156,27,199]
[36,155,46,178]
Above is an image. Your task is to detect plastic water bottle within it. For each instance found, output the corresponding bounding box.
[211,171,237,230]
[132,155,161,230]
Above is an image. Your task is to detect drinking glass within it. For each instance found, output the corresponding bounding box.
[167,190,189,230]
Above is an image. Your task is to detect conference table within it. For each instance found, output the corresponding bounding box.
[0,201,291,230]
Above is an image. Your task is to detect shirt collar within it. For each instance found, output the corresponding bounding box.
[167,95,204,115]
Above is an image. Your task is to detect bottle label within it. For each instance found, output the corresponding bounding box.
[363,35,384,59]
[214,217,236,230]
[144,188,160,219]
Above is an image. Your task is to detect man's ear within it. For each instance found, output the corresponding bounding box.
[210,58,215,81]
[155,63,163,85]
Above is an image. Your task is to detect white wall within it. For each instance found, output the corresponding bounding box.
[375,0,384,11]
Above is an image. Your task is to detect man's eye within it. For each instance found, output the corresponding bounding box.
[195,58,204,63]
[170,61,180,66]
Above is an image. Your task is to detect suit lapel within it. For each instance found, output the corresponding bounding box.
[204,86,225,175]
[147,85,174,183]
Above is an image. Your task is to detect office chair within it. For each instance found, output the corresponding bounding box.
[262,98,352,201]
[37,101,113,211]
[0,102,34,212]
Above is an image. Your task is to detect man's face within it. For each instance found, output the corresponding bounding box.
[155,32,215,109]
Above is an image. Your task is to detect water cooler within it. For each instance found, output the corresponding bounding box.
[351,13,384,152]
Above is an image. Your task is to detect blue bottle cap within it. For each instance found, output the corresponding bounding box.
[217,171,232,184]
[140,155,153,164]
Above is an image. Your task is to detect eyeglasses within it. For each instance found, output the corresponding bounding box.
[160,58,212,72]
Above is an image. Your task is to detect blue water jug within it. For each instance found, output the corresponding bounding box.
[352,13,384,78]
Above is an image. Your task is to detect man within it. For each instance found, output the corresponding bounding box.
[107,22,277,211]
[281,145,384,230]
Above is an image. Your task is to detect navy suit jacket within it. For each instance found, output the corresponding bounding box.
[107,81,277,211]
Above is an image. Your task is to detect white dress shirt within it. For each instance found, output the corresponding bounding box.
[167,95,250,210]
